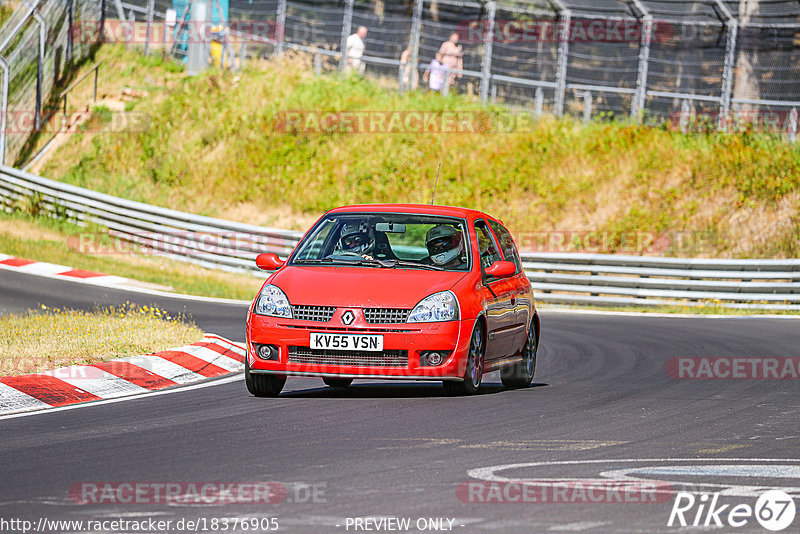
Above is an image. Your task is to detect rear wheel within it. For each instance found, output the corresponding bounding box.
[245,357,285,397]
[323,377,353,389]
[501,321,537,389]
[443,322,484,396]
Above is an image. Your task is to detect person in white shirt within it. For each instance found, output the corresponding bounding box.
[423,52,448,92]
[345,26,368,74]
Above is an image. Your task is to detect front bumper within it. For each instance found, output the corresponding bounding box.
[246,312,475,380]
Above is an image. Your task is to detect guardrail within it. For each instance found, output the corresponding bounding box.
[1,165,799,311]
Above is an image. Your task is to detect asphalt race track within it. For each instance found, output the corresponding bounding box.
[1,268,799,533]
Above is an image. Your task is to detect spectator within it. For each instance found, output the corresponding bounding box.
[345,26,368,74]
[399,46,419,90]
[438,32,463,87]
[422,52,447,92]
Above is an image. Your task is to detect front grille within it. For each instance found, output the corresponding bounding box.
[363,308,411,324]
[288,346,408,368]
[292,305,336,322]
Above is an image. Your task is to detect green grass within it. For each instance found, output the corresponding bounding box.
[35,44,800,259]
[0,212,262,301]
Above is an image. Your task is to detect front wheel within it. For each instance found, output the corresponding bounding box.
[443,322,485,396]
[323,377,353,389]
[501,321,537,389]
[245,357,285,397]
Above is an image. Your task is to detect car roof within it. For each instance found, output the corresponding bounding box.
[326,203,497,222]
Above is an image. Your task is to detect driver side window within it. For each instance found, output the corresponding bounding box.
[474,221,502,269]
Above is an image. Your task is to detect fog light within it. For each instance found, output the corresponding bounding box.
[420,351,450,367]
[255,344,278,360]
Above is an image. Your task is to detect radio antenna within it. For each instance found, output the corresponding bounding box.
[430,162,441,205]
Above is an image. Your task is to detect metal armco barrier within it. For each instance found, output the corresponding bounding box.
[1,165,799,311]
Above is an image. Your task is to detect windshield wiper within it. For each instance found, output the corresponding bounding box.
[294,257,385,268]
[383,260,444,271]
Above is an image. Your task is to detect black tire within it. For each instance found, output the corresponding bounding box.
[501,321,537,389]
[323,377,353,389]
[443,322,485,396]
[245,357,285,397]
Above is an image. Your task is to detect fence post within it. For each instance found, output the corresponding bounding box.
[442,68,450,96]
[582,91,592,124]
[275,0,287,54]
[314,53,322,75]
[32,9,47,132]
[338,0,355,74]
[406,0,423,93]
[789,108,798,143]
[0,55,7,166]
[715,0,737,130]
[67,0,75,64]
[114,0,126,21]
[630,6,652,120]
[551,0,570,117]
[679,99,690,133]
[100,0,107,44]
[127,9,135,50]
[479,1,496,104]
[145,0,155,55]
[534,87,544,117]
[490,84,497,103]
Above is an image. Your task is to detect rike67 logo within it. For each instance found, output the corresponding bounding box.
[668,490,796,531]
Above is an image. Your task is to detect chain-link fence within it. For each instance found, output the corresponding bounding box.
[0,0,103,166]
[3,0,799,165]
[106,0,800,136]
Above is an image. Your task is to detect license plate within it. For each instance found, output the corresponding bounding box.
[310,333,384,352]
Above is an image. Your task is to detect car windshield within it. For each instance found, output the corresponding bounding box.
[290,213,471,271]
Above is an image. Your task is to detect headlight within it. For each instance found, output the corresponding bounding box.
[407,291,459,323]
[253,284,292,318]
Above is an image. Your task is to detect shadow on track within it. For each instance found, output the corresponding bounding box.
[279,381,549,399]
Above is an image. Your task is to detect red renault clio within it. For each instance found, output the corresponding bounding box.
[245,204,539,396]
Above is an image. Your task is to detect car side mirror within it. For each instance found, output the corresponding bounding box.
[255,253,285,271]
[484,260,516,278]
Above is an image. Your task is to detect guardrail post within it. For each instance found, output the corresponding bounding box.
[338,0,355,74]
[442,68,450,96]
[789,108,798,143]
[145,0,155,55]
[479,1,496,104]
[314,53,322,75]
[0,55,8,166]
[275,0,287,54]
[551,0,570,117]
[490,84,497,103]
[582,91,592,124]
[406,0,423,93]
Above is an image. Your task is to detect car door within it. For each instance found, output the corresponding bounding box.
[488,219,532,353]
[474,220,517,360]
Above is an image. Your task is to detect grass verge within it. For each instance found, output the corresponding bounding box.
[0,212,262,301]
[35,44,800,258]
[0,303,203,376]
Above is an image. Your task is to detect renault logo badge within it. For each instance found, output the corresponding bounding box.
[341,310,355,325]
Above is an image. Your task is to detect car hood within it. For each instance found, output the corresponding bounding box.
[270,266,469,308]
